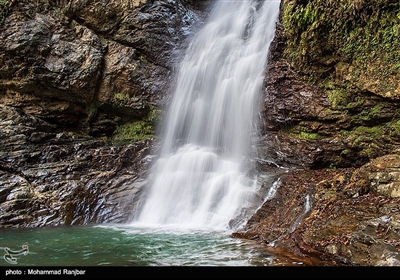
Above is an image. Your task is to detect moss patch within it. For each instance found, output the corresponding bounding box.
[282,0,400,98]
[112,106,162,143]
[288,124,322,140]
[327,88,348,109]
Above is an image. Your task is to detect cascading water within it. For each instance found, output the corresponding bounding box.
[131,0,280,231]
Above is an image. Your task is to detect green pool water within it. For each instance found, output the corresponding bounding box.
[0,224,304,267]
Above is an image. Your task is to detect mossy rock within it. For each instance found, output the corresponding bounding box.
[111,106,162,144]
[282,0,400,100]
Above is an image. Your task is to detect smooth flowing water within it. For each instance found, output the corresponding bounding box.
[131,0,281,232]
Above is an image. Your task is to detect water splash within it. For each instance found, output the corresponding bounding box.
[265,177,281,201]
[305,194,311,213]
[131,0,280,231]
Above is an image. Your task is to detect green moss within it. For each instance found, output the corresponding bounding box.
[112,120,152,142]
[340,130,351,137]
[282,0,400,96]
[338,115,400,162]
[298,131,320,140]
[343,124,387,159]
[388,119,400,137]
[358,115,371,122]
[113,92,134,102]
[342,125,385,147]
[112,106,162,143]
[369,104,384,117]
[289,129,321,140]
[359,147,373,158]
[327,89,347,109]
[146,105,162,123]
[326,86,367,112]
[354,125,384,137]
[340,149,350,156]
[287,121,323,140]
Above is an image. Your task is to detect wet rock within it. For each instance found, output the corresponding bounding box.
[0,0,205,135]
[0,11,103,126]
[0,104,153,228]
[0,0,209,227]
[235,154,400,266]
[259,5,400,170]
[359,154,400,198]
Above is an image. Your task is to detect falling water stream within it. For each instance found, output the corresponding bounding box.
[0,0,309,268]
[131,0,280,231]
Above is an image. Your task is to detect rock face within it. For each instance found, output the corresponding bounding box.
[257,0,400,170]
[234,0,400,266]
[1,0,400,267]
[0,0,208,136]
[234,155,400,266]
[0,103,153,227]
[0,0,210,227]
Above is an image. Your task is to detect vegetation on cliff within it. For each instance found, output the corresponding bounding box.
[283,0,400,90]
[241,0,400,266]
[112,105,162,144]
[268,0,400,168]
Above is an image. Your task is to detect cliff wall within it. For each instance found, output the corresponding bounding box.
[235,0,400,266]
[0,0,209,227]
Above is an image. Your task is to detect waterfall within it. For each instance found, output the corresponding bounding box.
[130,0,280,231]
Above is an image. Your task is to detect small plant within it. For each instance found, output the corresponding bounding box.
[297,131,320,140]
[288,125,321,140]
[114,92,134,101]
[112,106,162,143]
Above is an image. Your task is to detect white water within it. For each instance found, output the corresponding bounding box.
[131,0,280,231]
